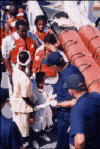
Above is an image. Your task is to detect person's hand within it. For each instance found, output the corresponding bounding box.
[45,43,57,52]
[9,70,13,79]
[6,5,10,10]
[50,100,58,107]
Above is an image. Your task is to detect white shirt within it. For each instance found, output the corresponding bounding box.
[2,34,16,59]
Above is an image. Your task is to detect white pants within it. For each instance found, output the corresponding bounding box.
[13,112,30,137]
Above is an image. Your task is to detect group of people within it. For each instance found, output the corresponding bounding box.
[1,1,100,149]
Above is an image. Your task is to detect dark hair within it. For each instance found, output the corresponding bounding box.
[56,57,66,67]
[34,15,47,26]
[19,51,29,64]
[36,72,46,84]
[15,19,28,30]
[9,5,18,17]
[77,84,87,92]
[53,11,69,19]
[43,33,57,45]
[10,0,19,6]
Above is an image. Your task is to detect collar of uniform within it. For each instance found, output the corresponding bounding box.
[61,62,70,76]
[77,92,89,102]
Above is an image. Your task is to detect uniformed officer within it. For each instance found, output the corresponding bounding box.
[43,52,82,149]
[63,74,100,149]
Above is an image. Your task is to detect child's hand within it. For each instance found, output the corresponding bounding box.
[50,100,58,107]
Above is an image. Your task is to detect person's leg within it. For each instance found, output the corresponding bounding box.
[40,129,50,142]
[40,129,44,137]
[13,112,30,147]
[30,128,39,148]
[56,111,70,149]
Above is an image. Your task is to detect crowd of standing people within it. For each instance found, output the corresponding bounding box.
[1,1,100,149]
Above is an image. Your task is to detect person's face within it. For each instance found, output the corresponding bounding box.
[37,20,46,32]
[37,76,46,89]
[68,88,74,97]
[51,65,60,72]
[17,25,27,39]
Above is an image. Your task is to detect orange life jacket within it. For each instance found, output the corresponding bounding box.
[17,8,24,20]
[0,28,5,49]
[32,47,56,77]
[35,28,47,41]
[10,32,36,63]
[7,18,18,32]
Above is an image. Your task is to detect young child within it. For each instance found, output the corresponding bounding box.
[31,72,53,148]
[34,15,60,45]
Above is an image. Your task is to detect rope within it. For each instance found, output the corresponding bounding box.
[64,40,75,50]
[58,29,69,41]
[93,46,100,58]
[88,79,100,89]
[66,40,77,50]
[70,52,85,64]
[96,51,100,64]
[88,35,98,51]
[78,63,91,73]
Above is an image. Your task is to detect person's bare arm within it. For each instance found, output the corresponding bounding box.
[48,28,60,46]
[22,97,35,109]
[74,134,85,149]
[3,58,13,78]
[57,98,77,108]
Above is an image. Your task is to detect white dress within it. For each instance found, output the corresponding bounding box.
[32,86,53,132]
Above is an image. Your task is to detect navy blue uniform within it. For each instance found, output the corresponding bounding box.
[55,63,82,149]
[1,113,24,149]
[70,92,100,148]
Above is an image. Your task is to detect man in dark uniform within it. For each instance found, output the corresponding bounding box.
[63,74,100,149]
[43,52,82,149]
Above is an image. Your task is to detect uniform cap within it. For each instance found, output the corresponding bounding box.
[43,52,63,66]
[63,74,85,90]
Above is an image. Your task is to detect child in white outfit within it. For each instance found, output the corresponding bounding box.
[31,72,53,148]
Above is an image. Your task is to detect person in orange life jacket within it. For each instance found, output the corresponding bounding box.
[10,0,29,28]
[5,4,28,35]
[4,5,18,35]
[32,33,58,87]
[2,19,36,96]
[32,33,68,105]
[34,15,60,45]
[5,3,38,49]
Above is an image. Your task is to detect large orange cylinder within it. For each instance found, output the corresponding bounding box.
[78,25,100,67]
[59,30,100,93]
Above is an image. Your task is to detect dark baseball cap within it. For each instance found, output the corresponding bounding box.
[63,74,86,90]
[43,52,63,66]
[0,88,9,103]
